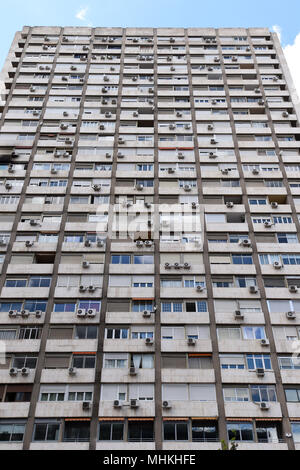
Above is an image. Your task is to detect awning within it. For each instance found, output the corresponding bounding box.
[226,418,252,422]
[128,418,154,422]
[191,417,218,421]
[99,418,125,422]
[65,418,91,422]
[72,352,96,355]
[163,418,188,421]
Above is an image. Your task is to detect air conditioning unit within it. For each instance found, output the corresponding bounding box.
[136,241,144,247]
[129,367,137,375]
[209,152,217,159]
[286,311,296,319]
[258,99,264,105]
[273,261,282,269]
[8,310,18,318]
[196,285,204,292]
[35,311,42,318]
[260,402,270,410]
[51,168,57,174]
[105,112,112,118]
[174,262,181,269]
[256,368,265,377]
[88,285,96,292]
[21,310,30,318]
[145,240,153,247]
[169,124,176,130]
[84,240,92,247]
[165,263,172,269]
[240,239,251,247]
[188,338,196,345]
[176,112,182,117]
[282,111,289,118]
[63,111,69,117]
[25,241,34,247]
[235,310,244,320]
[143,310,152,318]
[184,185,191,192]
[184,263,191,269]
[133,111,139,117]
[5,183,12,189]
[30,219,39,226]
[97,240,104,247]
[252,168,260,175]
[82,261,90,268]
[68,367,77,375]
[289,285,298,293]
[9,368,18,376]
[130,399,139,408]
[92,184,101,191]
[79,285,87,292]
[145,337,153,345]
[87,309,97,318]
[177,152,184,159]
[145,202,152,209]
[264,221,273,228]
[135,184,144,191]
[82,401,91,410]
[271,202,278,208]
[0,238,7,246]
[249,285,258,294]
[21,367,30,376]
[226,201,234,208]
[113,400,121,408]
[162,400,172,409]
[168,168,175,174]
[221,168,229,175]
[261,339,270,346]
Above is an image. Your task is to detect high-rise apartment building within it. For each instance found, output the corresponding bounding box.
[0,25,300,451]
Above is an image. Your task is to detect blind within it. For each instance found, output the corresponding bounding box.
[161,327,185,339]
[214,300,237,313]
[267,300,290,313]
[210,255,231,264]
[60,255,82,264]
[48,328,73,340]
[160,253,181,264]
[129,384,154,398]
[10,255,34,264]
[40,385,66,394]
[84,254,105,263]
[44,355,70,368]
[107,301,130,312]
[190,384,216,401]
[186,326,210,339]
[205,214,226,223]
[6,385,33,393]
[109,275,131,287]
[183,253,203,264]
[162,384,188,400]
[161,354,186,369]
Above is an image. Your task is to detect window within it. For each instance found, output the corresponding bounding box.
[0,422,26,442]
[192,421,218,442]
[72,355,96,369]
[250,385,277,402]
[106,328,128,339]
[98,421,124,441]
[163,421,188,441]
[227,422,253,442]
[128,421,154,442]
[33,421,60,441]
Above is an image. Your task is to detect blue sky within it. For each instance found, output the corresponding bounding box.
[1,0,300,93]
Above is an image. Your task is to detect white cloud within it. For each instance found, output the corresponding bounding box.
[283,33,300,99]
[272,24,282,43]
[76,6,89,22]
